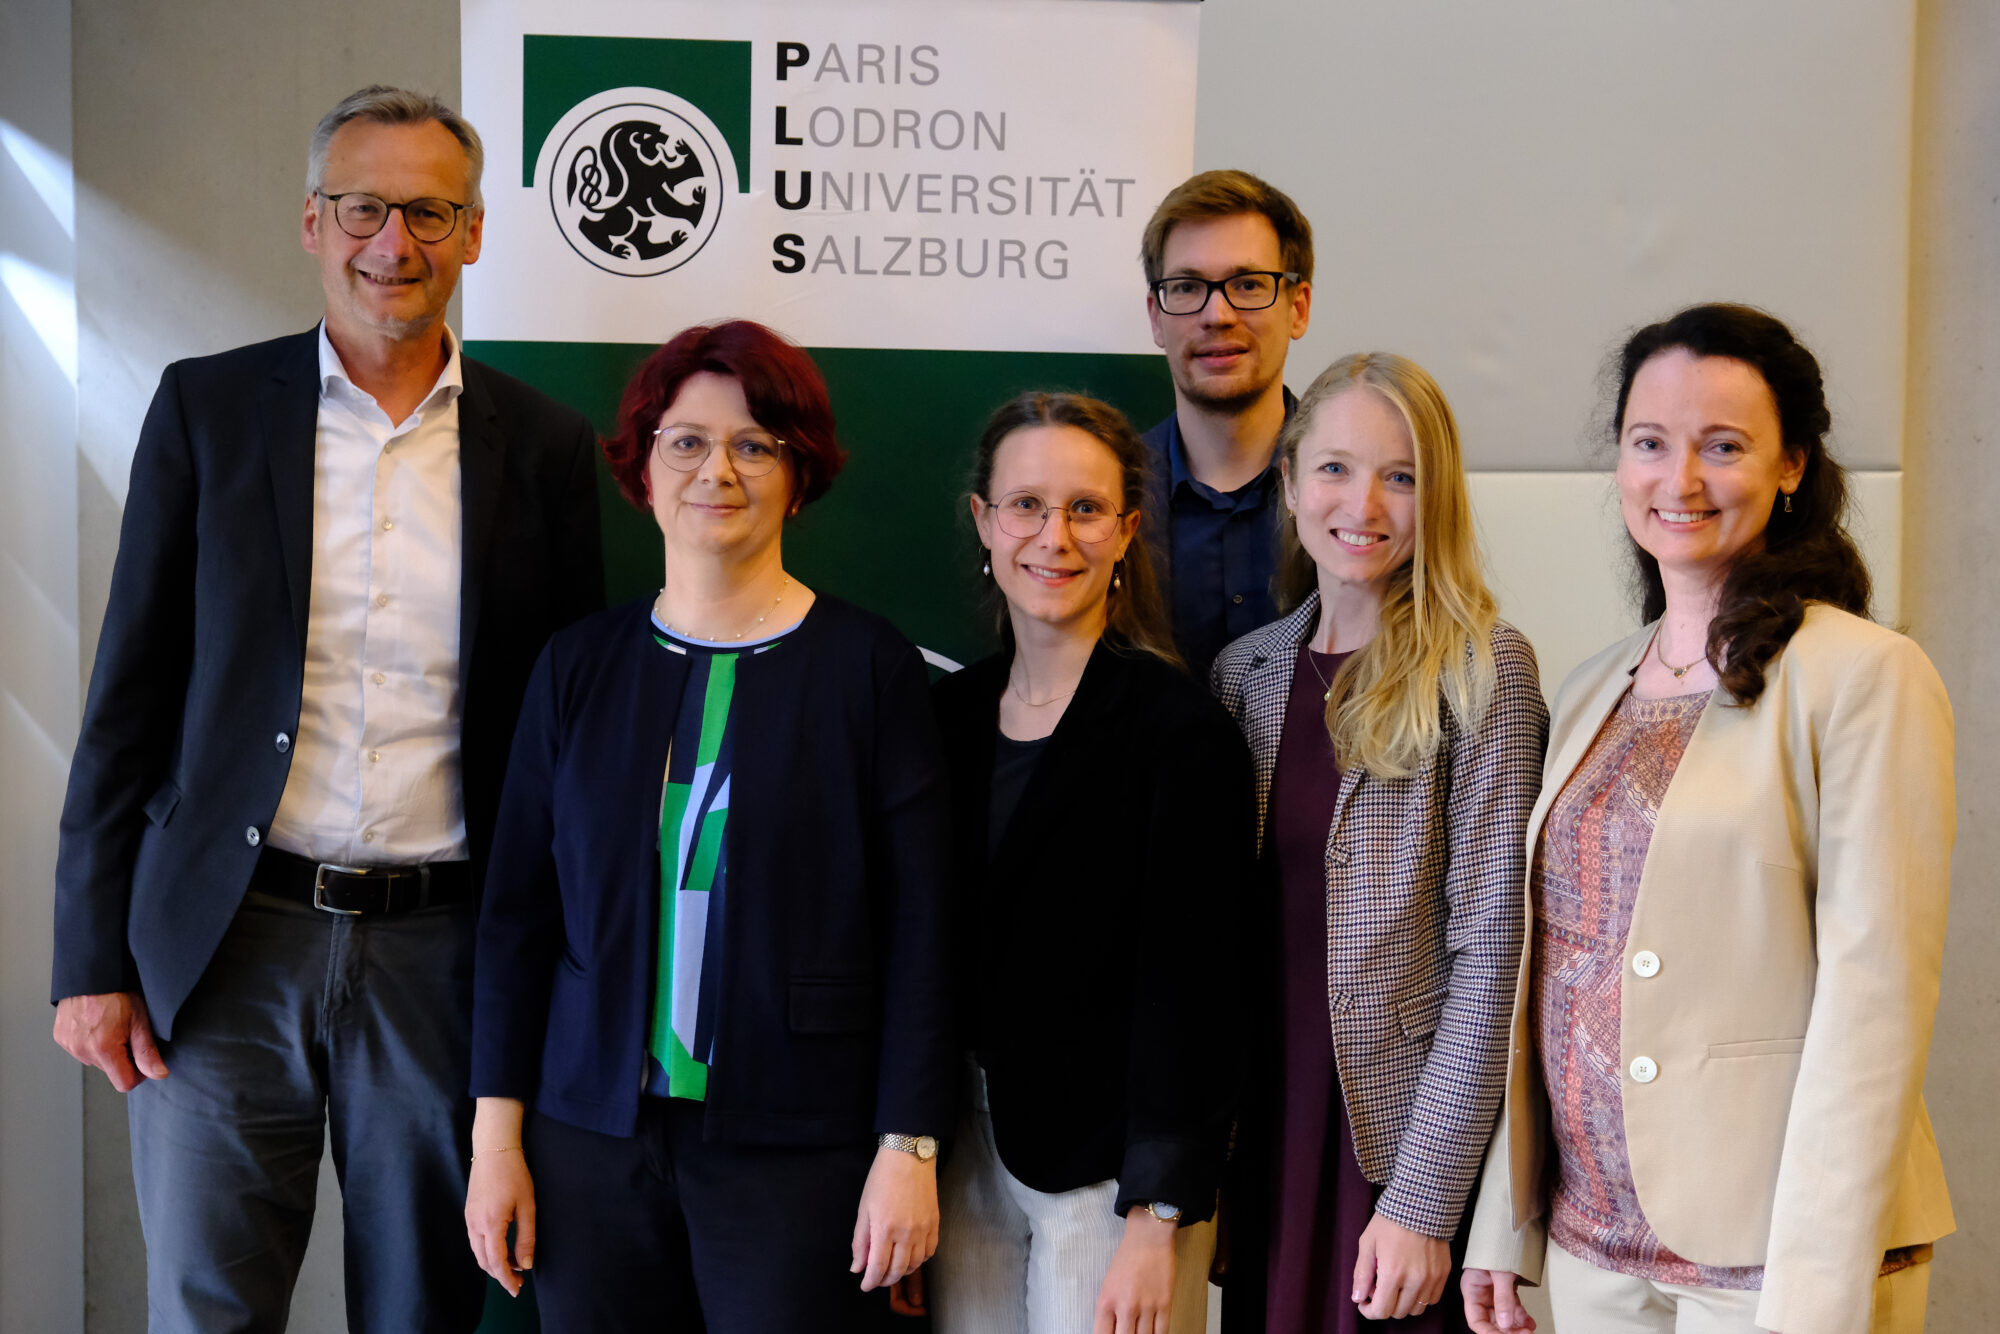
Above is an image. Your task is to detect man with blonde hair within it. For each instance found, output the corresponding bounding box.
[1139,170,1314,678]
[51,85,602,1330]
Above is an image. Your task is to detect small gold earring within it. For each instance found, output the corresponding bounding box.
[1783,492,1793,513]
[1112,561,1123,591]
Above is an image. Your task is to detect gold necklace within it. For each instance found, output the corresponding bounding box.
[1008,671,1079,708]
[1653,624,1705,679]
[1305,648,1335,703]
[657,576,791,642]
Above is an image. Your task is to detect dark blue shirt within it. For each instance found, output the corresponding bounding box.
[1140,390,1296,681]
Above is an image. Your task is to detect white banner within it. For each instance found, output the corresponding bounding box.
[462,0,1200,353]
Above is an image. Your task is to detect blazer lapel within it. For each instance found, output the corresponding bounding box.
[457,364,505,690]
[1526,623,1656,846]
[263,330,323,661]
[1239,595,1320,853]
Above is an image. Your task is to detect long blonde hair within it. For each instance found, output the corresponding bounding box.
[1276,353,1498,779]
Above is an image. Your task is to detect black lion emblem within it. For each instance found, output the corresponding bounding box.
[566,120,708,262]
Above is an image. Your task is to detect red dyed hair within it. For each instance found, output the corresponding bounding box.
[603,320,846,512]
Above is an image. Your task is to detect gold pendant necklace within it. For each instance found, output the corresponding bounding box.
[1306,647,1334,702]
[1653,625,1704,679]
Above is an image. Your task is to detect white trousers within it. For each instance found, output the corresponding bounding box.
[931,1069,1215,1334]
[1547,1239,1929,1334]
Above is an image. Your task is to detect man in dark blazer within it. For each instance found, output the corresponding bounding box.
[50,86,603,1332]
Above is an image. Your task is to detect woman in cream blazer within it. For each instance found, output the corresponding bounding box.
[1462,306,1954,1334]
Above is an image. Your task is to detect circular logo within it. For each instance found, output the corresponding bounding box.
[548,97,726,277]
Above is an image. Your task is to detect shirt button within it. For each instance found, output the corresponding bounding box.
[1630,1056,1659,1084]
[362,831,375,844]
[375,593,390,608]
[1632,950,1661,978]
[244,826,262,847]
[372,672,386,685]
[382,519,394,531]
[368,750,380,763]
[1232,593,1245,605]
[274,732,291,753]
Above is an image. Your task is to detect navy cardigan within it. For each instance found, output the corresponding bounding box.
[471,594,954,1145]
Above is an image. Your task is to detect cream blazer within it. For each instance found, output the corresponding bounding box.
[1465,605,1955,1334]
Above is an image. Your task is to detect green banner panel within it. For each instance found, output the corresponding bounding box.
[466,339,1174,668]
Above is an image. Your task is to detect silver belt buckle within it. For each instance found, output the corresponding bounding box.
[312,863,430,915]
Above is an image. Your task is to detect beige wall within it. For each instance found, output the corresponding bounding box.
[1903,1,2000,1329]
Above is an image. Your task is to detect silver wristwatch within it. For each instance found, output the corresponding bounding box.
[878,1132,939,1162]
[1144,1201,1182,1223]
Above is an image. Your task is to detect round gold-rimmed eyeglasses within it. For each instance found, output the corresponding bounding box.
[652,425,788,477]
[984,491,1126,543]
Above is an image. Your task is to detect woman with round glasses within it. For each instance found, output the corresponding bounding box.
[464,319,955,1333]
[1210,353,1546,1333]
[925,392,1256,1334]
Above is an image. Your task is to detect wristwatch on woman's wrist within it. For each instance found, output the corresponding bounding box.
[878,1133,939,1162]
[1144,1201,1182,1223]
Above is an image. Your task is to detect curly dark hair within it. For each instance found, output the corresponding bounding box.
[1611,303,1871,704]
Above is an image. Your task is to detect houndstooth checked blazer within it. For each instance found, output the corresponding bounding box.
[1210,593,1548,1238]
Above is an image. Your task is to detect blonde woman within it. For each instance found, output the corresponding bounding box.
[1210,354,1547,1334]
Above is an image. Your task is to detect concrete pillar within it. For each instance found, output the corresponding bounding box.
[1903,1,2000,1329]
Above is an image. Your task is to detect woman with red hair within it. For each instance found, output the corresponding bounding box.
[462,320,953,1333]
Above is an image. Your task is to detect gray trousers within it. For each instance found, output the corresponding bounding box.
[127,890,486,1334]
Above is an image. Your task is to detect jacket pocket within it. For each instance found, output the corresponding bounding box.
[142,779,182,828]
[1395,984,1450,1041]
[1706,1036,1807,1059]
[789,978,880,1035]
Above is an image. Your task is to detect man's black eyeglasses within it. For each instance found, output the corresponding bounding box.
[1151,270,1301,316]
[319,191,471,243]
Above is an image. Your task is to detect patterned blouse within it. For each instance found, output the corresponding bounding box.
[1530,686,1764,1288]
[643,615,792,1102]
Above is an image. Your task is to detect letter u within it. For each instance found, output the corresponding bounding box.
[774,170,812,210]
[955,237,990,278]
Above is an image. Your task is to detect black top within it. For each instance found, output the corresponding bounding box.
[472,594,955,1147]
[988,732,1049,858]
[933,640,1258,1218]
[52,327,604,1035]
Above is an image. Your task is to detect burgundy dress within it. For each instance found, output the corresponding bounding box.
[1263,648,1457,1334]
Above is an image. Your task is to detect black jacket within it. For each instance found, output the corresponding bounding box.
[470,595,956,1145]
[51,327,604,1034]
[932,641,1256,1219]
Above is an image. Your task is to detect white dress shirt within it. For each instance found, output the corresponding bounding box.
[267,324,468,866]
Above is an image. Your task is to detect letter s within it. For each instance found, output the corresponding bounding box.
[773,233,806,273]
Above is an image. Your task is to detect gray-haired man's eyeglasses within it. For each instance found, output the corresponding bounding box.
[319,191,471,243]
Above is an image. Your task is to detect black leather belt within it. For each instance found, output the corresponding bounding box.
[251,848,474,916]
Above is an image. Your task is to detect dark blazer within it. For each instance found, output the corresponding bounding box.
[1209,595,1547,1243]
[933,641,1256,1219]
[470,595,955,1147]
[52,327,604,1036]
